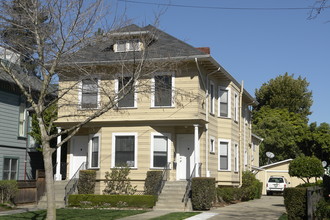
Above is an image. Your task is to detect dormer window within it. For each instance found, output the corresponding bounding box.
[114,39,142,52]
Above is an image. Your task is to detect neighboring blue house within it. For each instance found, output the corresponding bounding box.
[0,48,44,180]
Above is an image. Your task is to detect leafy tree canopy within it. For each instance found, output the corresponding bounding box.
[254,73,313,119]
[289,156,324,183]
[253,107,307,164]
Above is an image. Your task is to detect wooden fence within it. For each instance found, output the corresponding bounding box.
[307,186,323,220]
[14,170,46,204]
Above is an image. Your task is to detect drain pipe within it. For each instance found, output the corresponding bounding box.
[195,58,220,177]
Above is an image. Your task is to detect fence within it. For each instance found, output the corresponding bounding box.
[307,186,323,220]
[14,169,46,204]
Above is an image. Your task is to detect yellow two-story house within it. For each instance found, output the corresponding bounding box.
[54,24,261,194]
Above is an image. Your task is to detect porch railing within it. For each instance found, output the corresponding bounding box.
[64,162,87,205]
[182,163,202,206]
[155,162,171,196]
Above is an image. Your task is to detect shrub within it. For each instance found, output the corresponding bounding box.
[78,170,96,194]
[0,180,18,203]
[289,156,324,183]
[217,187,242,203]
[68,194,157,208]
[240,171,263,201]
[144,171,162,195]
[315,199,330,219]
[191,177,215,210]
[283,187,307,220]
[103,166,137,195]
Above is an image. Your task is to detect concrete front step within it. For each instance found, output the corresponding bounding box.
[154,181,191,211]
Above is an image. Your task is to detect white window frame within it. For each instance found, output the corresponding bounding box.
[112,132,138,168]
[150,132,172,169]
[209,81,215,115]
[18,99,27,137]
[218,139,231,171]
[114,39,142,52]
[78,77,100,109]
[115,75,137,108]
[3,157,19,180]
[234,92,239,122]
[88,133,101,169]
[218,86,231,118]
[234,143,239,172]
[210,136,215,154]
[151,72,175,108]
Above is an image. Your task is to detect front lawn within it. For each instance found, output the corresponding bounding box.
[150,212,201,220]
[0,209,147,220]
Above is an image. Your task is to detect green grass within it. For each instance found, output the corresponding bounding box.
[0,209,147,220]
[278,213,288,220]
[150,212,201,220]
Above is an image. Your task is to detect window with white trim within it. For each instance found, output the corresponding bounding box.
[151,133,171,168]
[114,39,142,52]
[3,158,18,180]
[234,92,239,122]
[219,139,231,171]
[234,143,239,172]
[210,81,215,114]
[152,73,174,107]
[89,134,100,169]
[218,87,231,118]
[116,76,135,108]
[18,99,27,137]
[210,136,215,153]
[81,78,99,109]
[112,133,137,168]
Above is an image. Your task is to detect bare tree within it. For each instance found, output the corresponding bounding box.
[309,0,330,19]
[0,1,195,219]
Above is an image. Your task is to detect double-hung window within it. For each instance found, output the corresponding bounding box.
[18,99,27,137]
[210,136,215,154]
[234,143,239,172]
[116,76,135,108]
[89,134,100,169]
[210,81,215,114]
[81,78,99,109]
[219,87,230,118]
[152,73,174,107]
[234,93,239,122]
[112,133,137,168]
[151,133,171,168]
[3,158,18,180]
[219,139,231,171]
[114,39,141,52]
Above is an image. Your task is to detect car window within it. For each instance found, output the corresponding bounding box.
[268,178,284,183]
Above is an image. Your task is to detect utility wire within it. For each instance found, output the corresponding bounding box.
[118,0,330,11]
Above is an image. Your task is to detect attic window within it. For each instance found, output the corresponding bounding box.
[114,39,142,52]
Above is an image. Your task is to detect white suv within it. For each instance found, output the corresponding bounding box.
[266,176,289,195]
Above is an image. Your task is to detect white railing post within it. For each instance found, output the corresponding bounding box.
[54,127,62,181]
[193,124,200,177]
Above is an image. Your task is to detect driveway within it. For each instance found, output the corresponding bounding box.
[209,195,285,220]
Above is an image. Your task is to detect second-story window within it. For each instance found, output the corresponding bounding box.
[210,81,215,115]
[18,99,27,137]
[234,93,239,122]
[81,78,98,109]
[117,76,135,108]
[153,73,174,107]
[219,87,230,117]
[114,39,141,52]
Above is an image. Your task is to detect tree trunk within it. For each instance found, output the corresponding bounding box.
[42,142,56,220]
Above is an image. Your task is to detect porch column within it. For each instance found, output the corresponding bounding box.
[193,124,200,177]
[54,127,62,181]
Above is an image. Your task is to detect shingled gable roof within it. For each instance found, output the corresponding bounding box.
[60,24,209,65]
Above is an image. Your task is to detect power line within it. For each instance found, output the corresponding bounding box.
[118,0,329,11]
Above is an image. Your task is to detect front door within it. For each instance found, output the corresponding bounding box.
[176,134,194,180]
[70,136,88,179]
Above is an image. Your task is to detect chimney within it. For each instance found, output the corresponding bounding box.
[196,47,210,54]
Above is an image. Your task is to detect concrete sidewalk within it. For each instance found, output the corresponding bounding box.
[0,204,39,216]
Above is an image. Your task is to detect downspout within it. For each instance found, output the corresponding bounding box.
[195,58,220,177]
[239,81,244,186]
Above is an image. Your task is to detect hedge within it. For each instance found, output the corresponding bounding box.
[283,187,307,220]
[144,171,162,195]
[0,180,18,203]
[68,194,157,208]
[217,187,242,203]
[77,170,96,194]
[191,177,215,210]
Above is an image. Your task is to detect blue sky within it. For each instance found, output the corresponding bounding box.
[114,0,330,124]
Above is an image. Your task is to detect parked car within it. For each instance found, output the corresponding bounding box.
[266,176,290,195]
